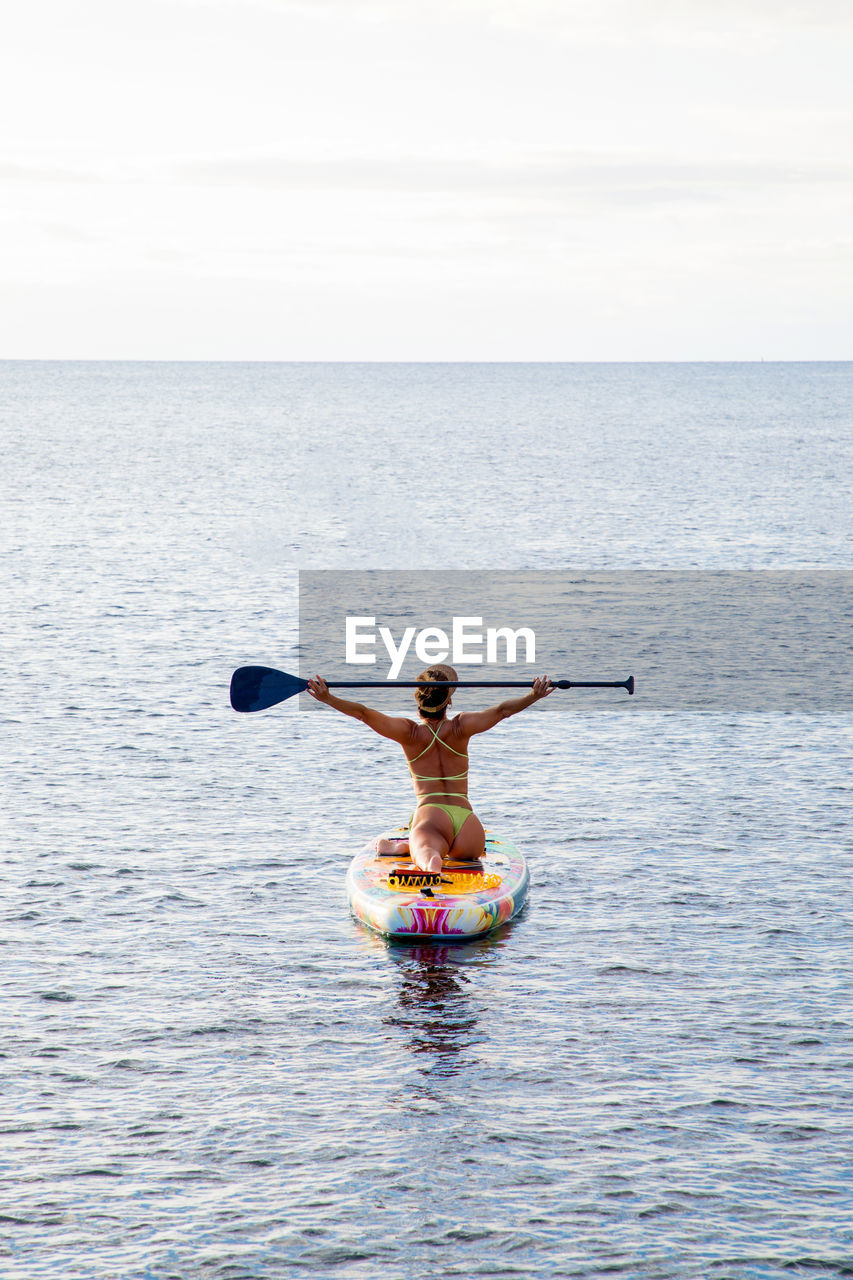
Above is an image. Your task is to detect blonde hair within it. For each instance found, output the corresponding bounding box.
[414,664,458,720]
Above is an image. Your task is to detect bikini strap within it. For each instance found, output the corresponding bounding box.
[416,791,469,802]
[409,720,467,763]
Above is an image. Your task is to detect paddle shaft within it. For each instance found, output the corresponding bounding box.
[321,678,634,693]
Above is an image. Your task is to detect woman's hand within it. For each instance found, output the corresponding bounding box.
[531,675,554,700]
[307,674,332,703]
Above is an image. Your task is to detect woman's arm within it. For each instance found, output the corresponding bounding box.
[306,675,415,746]
[454,675,554,738]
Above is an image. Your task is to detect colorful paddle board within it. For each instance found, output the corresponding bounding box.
[346,829,529,939]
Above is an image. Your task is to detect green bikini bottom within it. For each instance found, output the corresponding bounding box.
[411,801,473,840]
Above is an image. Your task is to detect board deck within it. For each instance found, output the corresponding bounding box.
[346,829,529,939]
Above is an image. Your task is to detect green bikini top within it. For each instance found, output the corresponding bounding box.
[408,720,469,801]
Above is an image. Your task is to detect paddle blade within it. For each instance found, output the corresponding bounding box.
[230,666,308,713]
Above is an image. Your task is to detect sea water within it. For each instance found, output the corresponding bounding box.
[1,362,851,1279]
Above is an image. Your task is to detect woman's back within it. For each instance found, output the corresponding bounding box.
[405,717,470,801]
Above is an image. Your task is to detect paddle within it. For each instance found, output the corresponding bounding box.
[230,665,634,713]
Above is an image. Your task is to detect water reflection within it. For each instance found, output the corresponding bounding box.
[373,925,516,1080]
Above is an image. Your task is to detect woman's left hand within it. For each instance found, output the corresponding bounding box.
[307,674,331,703]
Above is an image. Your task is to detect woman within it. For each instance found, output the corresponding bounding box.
[307,664,553,874]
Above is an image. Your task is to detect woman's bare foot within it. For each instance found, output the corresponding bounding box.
[375,836,410,856]
[375,834,444,873]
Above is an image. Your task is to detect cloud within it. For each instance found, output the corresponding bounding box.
[18,144,848,213]
[475,0,853,34]
[37,220,105,245]
[0,162,103,185]
[184,0,853,41]
[172,149,853,207]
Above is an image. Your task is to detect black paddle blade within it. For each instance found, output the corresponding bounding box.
[230,666,308,713]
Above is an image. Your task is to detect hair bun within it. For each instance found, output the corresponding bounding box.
[414,664,458,719]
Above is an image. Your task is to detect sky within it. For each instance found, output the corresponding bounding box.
[1,0,851,360]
